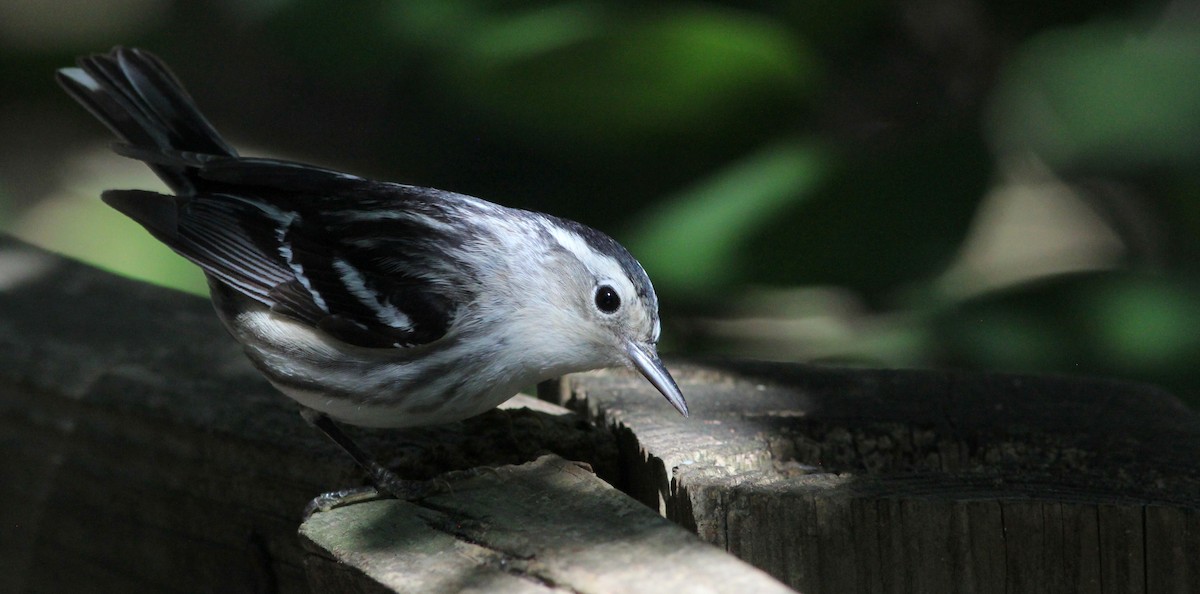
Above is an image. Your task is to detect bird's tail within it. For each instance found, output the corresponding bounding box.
[56,47,236,195]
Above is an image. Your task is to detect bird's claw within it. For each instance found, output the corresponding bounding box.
[303,465,502,520]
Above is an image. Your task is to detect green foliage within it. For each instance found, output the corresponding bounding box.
[937,273,1200,397]
[5,0,1200,405]
[629,140,829,294]
[8,187,207,295]
[990,23,1200,170]
[742,133,993,297]
[446,5,817,153]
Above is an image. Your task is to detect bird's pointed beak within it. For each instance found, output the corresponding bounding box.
[626,341,688,417]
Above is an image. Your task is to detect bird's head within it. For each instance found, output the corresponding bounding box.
[531,218,687,417]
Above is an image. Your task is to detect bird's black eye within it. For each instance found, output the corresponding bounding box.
[594,285,621,314]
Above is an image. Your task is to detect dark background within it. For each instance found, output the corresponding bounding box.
[3,0,1200,405]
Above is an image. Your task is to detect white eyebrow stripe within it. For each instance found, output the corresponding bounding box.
[546,225,589,261]
[546,224,624,275]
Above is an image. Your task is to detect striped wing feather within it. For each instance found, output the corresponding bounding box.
[104,156,468,349]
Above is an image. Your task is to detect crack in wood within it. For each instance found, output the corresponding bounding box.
[411,496,592,594]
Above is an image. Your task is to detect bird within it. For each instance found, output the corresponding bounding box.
[57,47,687,510]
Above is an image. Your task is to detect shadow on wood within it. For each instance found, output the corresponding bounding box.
[301,455,792,593]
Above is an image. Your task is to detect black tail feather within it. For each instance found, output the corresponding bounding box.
[100,189,181,242]
[57,47,235,195]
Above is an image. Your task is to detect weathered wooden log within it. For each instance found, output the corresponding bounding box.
[300,455,793,593]
[7,234,1200,593]
[542,361,1200,593]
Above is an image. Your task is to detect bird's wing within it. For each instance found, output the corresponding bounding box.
[104,153,480,348]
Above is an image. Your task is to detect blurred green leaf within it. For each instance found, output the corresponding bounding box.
[627,139,830,295]
[10,193,207,296]
[1084,277,1200,370]
[742,133,993,298]
[459,2,608,62]
[935,272,1200,403]
[448,5,817,151]
[990,22,1200,170]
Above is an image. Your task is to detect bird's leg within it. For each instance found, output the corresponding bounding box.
[302,487,386,519]
[300,408,435,517]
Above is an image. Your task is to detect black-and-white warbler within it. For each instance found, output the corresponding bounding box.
[58,47,686,506]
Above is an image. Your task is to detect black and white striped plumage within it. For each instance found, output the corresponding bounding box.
[58,47,686,429]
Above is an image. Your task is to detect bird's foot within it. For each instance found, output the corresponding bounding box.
[303,464,502,520]
[302,485,388,519]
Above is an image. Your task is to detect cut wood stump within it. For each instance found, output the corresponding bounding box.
[542,361,1200,593]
